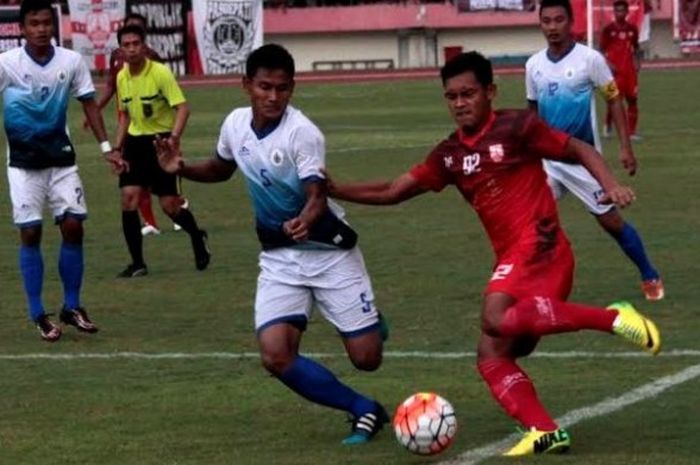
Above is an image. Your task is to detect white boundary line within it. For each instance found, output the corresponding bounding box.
[441,362,700,465]
[0,349,699,361]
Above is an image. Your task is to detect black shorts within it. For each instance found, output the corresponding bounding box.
[119,133,179,196]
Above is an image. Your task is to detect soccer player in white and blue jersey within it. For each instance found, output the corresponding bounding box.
[0,0,118,341]
[155,44,389,445]
[526,0,663,301]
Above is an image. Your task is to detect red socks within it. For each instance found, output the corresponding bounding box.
[499,296,617,337]
[478,358,558,431]
[138,190,158,227]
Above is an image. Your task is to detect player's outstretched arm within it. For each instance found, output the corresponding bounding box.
[565,137,636,208]
[328,171,427,205]
[154,136,235,183]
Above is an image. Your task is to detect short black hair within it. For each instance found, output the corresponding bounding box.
[539,0,574,19]
[117,24,146,45]
[440,51,493,87]
[613,0,629,9]
[125,12,148,28]
[19,0,55,25]
[245,44,295,80]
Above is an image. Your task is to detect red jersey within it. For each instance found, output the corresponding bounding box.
[410,110,572,260]
[600,21,639,74]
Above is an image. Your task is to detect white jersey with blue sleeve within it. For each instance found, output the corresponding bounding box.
[216,105,348,248]
[0,46,95,169]
[526,43,615,146]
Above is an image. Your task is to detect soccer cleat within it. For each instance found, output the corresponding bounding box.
[192,230,211,271]
[608,301,661,355]
[173,222,182,232]
[641,279,665,301]
[342,403,389,445]
[141,224,161,236]
[630,134,643,142]
[503,427,570,457]
[35,314,62,342]
[602,125,612,139]
[60,307,99,333]
[117,263,148,278]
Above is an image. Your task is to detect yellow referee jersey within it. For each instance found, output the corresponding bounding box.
[116,59,186,136]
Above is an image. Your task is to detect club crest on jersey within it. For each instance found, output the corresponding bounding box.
[489,144,504,162]
[57,70,67,82]
[565,67,575,79]
[444,155,453,168]
[270,148,285,166]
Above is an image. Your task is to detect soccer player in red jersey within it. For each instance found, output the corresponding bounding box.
[601,0,641,140]
[327,52,661,456]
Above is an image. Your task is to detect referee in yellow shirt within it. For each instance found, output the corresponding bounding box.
[112,25,209,278]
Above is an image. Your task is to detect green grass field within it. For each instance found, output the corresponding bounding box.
[0,68,698,465]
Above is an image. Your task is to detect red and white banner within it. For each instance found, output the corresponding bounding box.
[675,0,700,53]
[571,0,645,43]
[68,0,125,71]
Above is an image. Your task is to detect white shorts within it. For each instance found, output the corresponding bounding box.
[254,246,379,337]
[544,160,614,216]
[7,165,88,227]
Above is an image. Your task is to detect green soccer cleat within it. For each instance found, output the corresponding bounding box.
[608,301,661,355]
[503,427,571,457]
[341,404,389,445]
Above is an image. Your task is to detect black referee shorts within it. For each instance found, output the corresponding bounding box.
[119,133,180,196]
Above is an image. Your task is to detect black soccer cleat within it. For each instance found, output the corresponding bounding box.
[60,307,99,333]
[35,313,62,342]
[342,402,390,445]
[117,263,148,278]
[192,230,211,271]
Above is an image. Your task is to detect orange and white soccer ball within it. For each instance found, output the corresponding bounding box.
[393,392,457,455]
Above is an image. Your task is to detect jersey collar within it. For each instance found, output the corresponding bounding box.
[24,44,55,66]
[250,112,285,140]
[546,40,577,64]
[458,111,496,148]
[125,58,152,78]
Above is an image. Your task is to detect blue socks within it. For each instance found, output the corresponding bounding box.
[20,245,44,321]
[278,355,376,418]
[612,223,659,281]
[59,242,83,309]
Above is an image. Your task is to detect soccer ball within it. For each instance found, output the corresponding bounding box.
[393,392,457,455]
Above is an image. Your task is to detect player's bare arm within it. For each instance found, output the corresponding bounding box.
[329,172,427,205]
[155,136,236,182]
[169,102,190,151]
[83,78,116,130]
[82,97,109,143]
[105,109,130,174]
[564,137,635,208]
[82,98,126,174]
[605,91,637,176]
[283,181,327,242]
